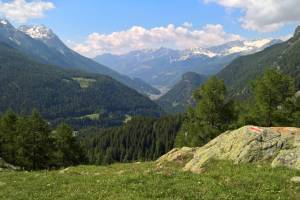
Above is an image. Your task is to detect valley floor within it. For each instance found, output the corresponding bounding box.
[0,161,299,200]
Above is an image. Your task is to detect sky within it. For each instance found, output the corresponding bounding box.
[0,0,300,57]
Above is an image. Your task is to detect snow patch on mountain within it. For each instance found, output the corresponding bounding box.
[0,19,7,25]
[179,48,216,61]
[19,25,54,40]
[0,18,14,29]
[169,39,275,61]
[226,39,272,55]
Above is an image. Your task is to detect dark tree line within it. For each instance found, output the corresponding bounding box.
[0,110,86,170]
[80,115,183,165]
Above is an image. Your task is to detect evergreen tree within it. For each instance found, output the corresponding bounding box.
[0,110,18,164]
[0,109,87,170]
[26,110,53,170]
[292,96,300,126]
[176,77,235,147]
[103,147,114,164]
[53,123,85,167]
[252,69,295,126]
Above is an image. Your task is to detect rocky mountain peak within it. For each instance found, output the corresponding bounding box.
[0,18,14,29]
[19,25,55,40]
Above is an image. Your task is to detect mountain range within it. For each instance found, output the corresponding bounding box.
[0,19,159,96]
[94,39,280,90]
[2,18,299,117]
[156,26,300,114]
[0,19,164,127]
[217,26,300,98]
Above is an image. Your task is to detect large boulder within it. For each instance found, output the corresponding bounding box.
[157,126,300,173]
[156,147,197,167]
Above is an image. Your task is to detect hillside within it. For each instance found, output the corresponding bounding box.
[217,26,300,97]
[0,161,299,199]
[0,43,162,127]
[157,72,207,113]
[0,19,159,96]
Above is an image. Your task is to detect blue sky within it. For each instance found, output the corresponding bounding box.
[0,0,299,56]
[29,0,295,40]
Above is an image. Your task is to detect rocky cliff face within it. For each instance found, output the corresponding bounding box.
[157,126,300,173]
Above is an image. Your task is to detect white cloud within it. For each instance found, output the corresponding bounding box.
[279,34,293,41]
[182,22,193,28]
[204,0,300,32]
[72,24,242,57]
[0,0,55,23]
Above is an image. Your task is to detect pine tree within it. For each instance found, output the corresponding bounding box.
[176,77,235,147]
[0,110,18,164]
[53,123,84,167]
[252,69,295,126]
[27,110,53,170]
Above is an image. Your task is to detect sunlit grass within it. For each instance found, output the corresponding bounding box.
[72,77,96,89]
[0,161,299,200]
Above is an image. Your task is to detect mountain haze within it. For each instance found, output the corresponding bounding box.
[94,39,278,89]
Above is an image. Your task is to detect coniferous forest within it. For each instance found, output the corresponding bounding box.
[2,69,300,169]
[0,110,86,170]
[80,115,183,164]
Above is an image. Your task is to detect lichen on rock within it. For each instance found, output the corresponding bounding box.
[157,126,300,173]
[156,147,197,168]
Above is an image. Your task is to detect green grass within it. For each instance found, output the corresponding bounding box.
[77,113,99,120]
[0,161,299,200]
[72,77,96,89]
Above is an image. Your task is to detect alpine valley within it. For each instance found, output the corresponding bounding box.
[1,3,300,198]
[0,19,162,128]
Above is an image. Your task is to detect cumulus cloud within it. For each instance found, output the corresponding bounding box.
[72,24,242,57]
[0,0,55,23]
[204,0,300,32]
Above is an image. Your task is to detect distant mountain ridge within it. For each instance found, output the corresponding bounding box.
[157,72,208,113]
[0,19,159,96]
[94,39,279,89]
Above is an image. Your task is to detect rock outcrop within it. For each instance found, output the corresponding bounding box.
[156,147,197,167]
[0,157,20,170]
[157,126,300,173]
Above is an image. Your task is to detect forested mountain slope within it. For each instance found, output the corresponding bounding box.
[0,19,159,96]
[157,72,208,113]
[217,26,300,97]
[0,43,162,127]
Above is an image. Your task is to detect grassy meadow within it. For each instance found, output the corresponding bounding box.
[0,160,299,200]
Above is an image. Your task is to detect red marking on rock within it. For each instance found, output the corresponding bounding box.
[250,127,263,133]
